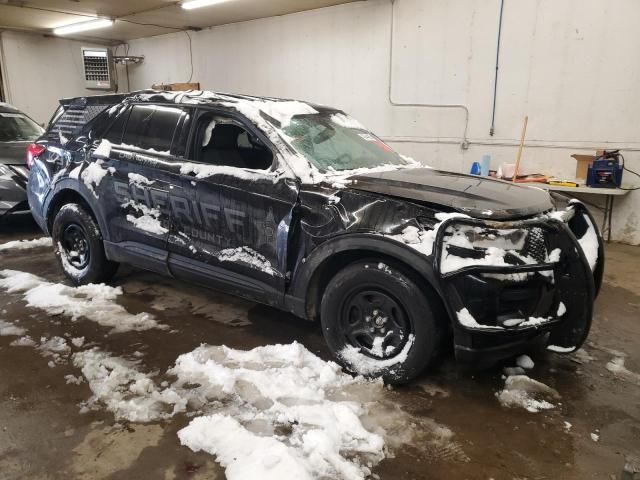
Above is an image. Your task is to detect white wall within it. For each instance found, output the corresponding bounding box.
[0,31,112,125]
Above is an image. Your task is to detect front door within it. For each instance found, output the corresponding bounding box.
[167,110,299,304]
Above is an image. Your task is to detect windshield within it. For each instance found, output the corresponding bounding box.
[0,112,44,142]
[281,112,410,172]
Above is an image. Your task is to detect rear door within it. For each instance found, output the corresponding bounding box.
[93,103,192,274]
[167,109,299,303]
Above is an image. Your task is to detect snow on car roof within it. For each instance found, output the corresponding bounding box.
[59,89,414,185]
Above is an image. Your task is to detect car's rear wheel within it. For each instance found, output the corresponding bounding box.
[320,259,444,384]
[52,203,118,285]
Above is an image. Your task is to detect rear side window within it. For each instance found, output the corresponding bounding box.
[49,104,109,139]
[122,105,183,153]
[103,107,130,144]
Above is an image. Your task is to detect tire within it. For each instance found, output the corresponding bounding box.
[320,259,443,384]
[52,203,118,285]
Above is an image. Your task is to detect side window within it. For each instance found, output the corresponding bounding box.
[192,113,273,170]
[103,106,130,144]
[122,104,183,153]
[171,109,193,158]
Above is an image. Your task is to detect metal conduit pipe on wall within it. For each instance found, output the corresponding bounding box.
[383,0,640,154]
[387,0,470,150]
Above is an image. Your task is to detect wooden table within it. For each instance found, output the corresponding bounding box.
[535,184,633,242]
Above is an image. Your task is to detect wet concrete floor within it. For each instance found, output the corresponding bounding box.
[0,214,638,479]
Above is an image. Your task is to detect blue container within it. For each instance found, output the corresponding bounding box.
[470,162,481,175]
[586,159,623,188]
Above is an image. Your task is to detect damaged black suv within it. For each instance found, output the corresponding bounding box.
[26,90,604,383]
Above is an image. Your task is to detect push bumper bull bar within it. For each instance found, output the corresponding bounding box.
[431,201,604,367]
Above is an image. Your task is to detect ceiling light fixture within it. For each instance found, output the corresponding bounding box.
[53,18,114,36]
[181,0,230,10]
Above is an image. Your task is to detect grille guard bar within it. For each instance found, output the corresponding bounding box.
[430,201,604,357]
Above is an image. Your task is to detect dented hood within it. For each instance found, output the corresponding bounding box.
[347,168,553,220]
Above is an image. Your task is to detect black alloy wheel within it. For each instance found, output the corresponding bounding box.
[320,259,444,384]
[340,288,412,360]
[60,223,91,269]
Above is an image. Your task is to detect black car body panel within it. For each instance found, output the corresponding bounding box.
[26,90,604,368]
[348,168,554,220]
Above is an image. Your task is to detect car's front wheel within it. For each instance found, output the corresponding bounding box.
[320,259,444,384]
[52,203,118,285]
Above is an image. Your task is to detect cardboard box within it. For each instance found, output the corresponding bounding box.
[571,154,595,180]
[151,82,201,91]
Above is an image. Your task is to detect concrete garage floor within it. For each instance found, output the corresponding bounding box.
[0,214,638,480]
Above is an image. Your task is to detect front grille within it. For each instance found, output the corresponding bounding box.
[522,227,547,262]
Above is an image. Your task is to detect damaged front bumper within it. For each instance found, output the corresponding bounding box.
[0,164,30,218]
[432,201,604,367]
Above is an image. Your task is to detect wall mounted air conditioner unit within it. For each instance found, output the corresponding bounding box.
[81,47,115,90]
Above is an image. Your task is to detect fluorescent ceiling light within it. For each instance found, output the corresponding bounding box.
[53,18,114,36]
[182,0,230,10]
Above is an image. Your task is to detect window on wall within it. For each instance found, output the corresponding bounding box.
[122,104,183,153]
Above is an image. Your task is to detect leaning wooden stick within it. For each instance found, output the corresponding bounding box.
[512,115,528,182]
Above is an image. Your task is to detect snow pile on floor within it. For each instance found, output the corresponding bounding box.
[81,159,115,196]
[496,375,560,413]
[10,335,36,347]
[0,237,52,252]
[124,201,168,235]
[0,270,166,333]
[217,247,278,276]
[38,338,465,479]
[38,336,71,366]
[173,343,386,480]
[0,320,26,336]
[70,341,428,479]
[606,356,640,385]
[73,349,181,422]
